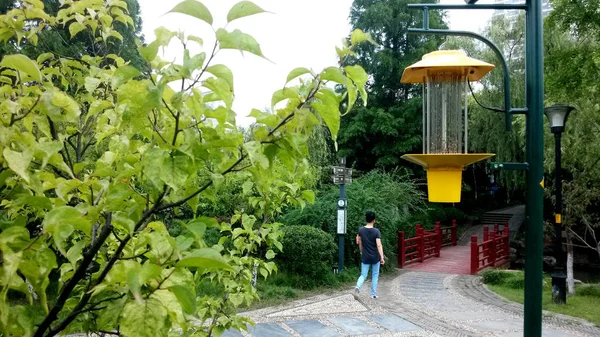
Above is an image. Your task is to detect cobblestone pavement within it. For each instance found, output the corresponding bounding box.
[227,271,600,337]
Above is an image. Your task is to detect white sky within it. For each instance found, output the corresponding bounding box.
[138,0,495,126]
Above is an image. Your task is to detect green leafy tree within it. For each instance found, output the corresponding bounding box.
[442,14,527,202]
[338,0,447,171]
[545,0,600,294]
[0,0,146,70]
[0,1,371,336]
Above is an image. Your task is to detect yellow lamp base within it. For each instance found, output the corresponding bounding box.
[402,153,495,203]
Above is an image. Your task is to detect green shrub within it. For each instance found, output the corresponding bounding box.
[577,284,600,297]
[277,226,337,286]
[481,269,513,285]
[481,270,525,289]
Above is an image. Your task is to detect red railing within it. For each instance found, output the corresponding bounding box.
[398,220,457,268]
[470,223,510,275]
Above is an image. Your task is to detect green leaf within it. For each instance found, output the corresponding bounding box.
[203,77,233,108]
[0,226,30,252]
[168,285,196,314]
[68,22,86,38]
[42,206,91,255]
[350,28,376,46]
[160,151,194,191]
[244,141,269,169]
[301,190,315,204]
[321,67,346,84]
[120,298,170,337]
[56,179,82,202]
[140,41,159,62]
[345,65,368,105]
[176,248,233,271]
[143,148,167,189]
[346,78,358,113]
[271,87,299,108]
[313,88,341,141]
[286,67,311,84]
[265,249,275,259]
[112,65,141,89]
[206,64,234,89]
[167,0,213,25]
[0,54,42,82]
[216,28,265,59]
[3,148,32,183]
[84,77,102,93]
[227,1,266,23]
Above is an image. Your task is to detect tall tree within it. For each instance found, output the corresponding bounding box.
[338,0,447,171]
[0,0,145,70]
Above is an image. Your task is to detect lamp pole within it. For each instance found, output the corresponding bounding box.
[544,104,575,304]
[551,128,566,304]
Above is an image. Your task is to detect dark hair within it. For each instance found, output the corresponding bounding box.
[365,210,376,223]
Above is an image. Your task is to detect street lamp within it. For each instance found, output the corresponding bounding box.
[400,50,495,203]
[544,105,575,305]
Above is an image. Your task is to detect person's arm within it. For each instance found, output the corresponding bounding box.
[376,238,385,265]
[357,235,362,254]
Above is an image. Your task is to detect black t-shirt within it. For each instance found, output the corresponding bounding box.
[358,226,381,264]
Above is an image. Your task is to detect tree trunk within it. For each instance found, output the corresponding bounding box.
[566,230,575,296]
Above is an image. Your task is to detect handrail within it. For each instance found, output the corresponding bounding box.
[470,224,511,274]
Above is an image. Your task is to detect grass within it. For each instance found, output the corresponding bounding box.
[482,270,600,325]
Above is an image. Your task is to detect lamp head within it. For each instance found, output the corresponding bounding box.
[464,0,479,4]
[544,105,575,133]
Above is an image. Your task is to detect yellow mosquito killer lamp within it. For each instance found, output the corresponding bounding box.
[400,50,495,202]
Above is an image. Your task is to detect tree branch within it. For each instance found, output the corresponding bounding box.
[35,213,114,337]
[10,95,40,126]
[41,188,168,337]
[119,247,150,260]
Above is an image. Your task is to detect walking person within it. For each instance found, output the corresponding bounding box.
[354,210,385,299]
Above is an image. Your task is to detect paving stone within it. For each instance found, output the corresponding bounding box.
[285,320,340,337]
[248,323,292,337]
[328,316,381,335]
[498,329,572,337]
[369,314,422,332]
[462,318,523,332]
[437,309,505,322]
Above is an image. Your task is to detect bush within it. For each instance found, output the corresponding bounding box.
[481,270,525,289]
[279,170,426,270]
[481,269,513,285]
[577,284,600,297]
[277,226,337,286]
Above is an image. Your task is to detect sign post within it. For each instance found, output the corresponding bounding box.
[333,158,352,272]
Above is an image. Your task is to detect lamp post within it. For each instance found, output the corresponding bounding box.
[544,105,575,305]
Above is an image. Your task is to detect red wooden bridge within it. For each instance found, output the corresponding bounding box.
[398,221,510,275]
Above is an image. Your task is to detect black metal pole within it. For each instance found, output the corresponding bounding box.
[551,132,567,304]
[339,183,345,272]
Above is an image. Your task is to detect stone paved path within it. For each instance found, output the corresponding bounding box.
[227,271,600,337]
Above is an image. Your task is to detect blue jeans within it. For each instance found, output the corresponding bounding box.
[355,262,380,297]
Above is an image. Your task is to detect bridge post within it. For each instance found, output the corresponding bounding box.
[451,220,457,246]
[504,223,510,259]
[418,228,425,263]
[483,225,489,241]
[435,222,441,257]
[490,231,497,267]
[470,235,478,275]
[494,223,499,234]
[399,231,405,268]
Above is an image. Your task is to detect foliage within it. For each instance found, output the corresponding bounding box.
[485,271,600,325]
[338,0,448,171]
[0,0,146,70]
[276,225,336,286]
[545,0,600,261]
[280,170,426,269]
[480,269,513,286]
[577,284,600,298]
[442,14,527,201]
[0,1,372,336]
